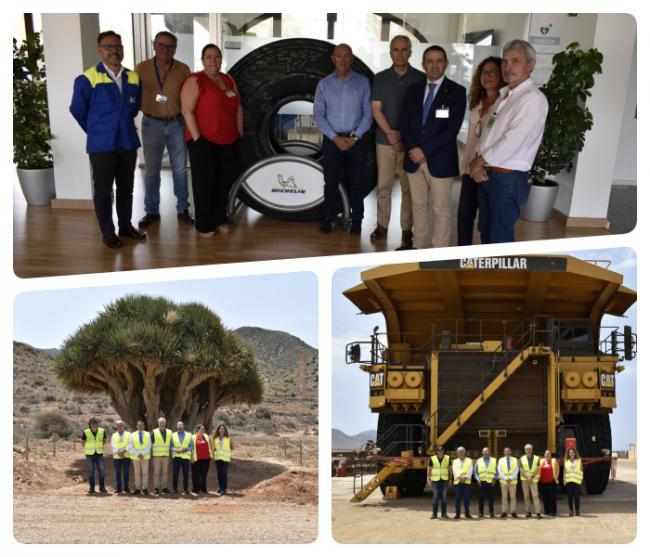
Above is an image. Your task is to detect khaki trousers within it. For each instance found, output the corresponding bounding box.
[375,143,412,231]
[132,457,149,490]
[152,456,170,489]
[521,479,541,514]
[407,163,453,248]
[500,480,517,514]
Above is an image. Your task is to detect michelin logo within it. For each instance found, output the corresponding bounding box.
[460,257,528,270]
[272,174,306,194]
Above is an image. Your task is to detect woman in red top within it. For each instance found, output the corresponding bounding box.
[181,44,244,236]
[538,449,559,516]
[191,424,212,494]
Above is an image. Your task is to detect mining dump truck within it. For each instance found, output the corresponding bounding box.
[344,255,636,502]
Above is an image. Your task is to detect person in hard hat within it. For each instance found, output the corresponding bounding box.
[110,420,131,494]
[564,448,583,516]
[213,424,234,496]
[538,449,559,516]
[498,446,518,517]
[191,424,213,494]
[452,446,473,519]
[80,417,107,494]
[520,443,542,519]
[171,421,193,495]
[473,446,497,518]
[128,419,151,495]
[150,417,172,495]
[426,445,451,519]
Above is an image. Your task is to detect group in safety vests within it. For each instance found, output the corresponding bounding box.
[426,444,584,519]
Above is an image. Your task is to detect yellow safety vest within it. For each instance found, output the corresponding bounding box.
[430,454,450,481]
[111,431,131,459]
[213,436,232,462]
[475,457,497,482]
[519,454,541,483]
[564,458,583,484]
[192,433,213,461]
[83,428,105,456]
[452,458,472,485]
[498,456,518,483]
[172,432,192,460]
[151,428,172,457]
[130,430,151,460]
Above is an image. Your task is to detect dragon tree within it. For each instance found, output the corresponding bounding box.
[55,295,263,430]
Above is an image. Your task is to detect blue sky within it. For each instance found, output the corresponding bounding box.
[332,248,637,450]
[14,272,318,350]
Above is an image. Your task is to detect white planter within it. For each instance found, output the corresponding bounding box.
[520,180,559,222]
[16,167,55,206]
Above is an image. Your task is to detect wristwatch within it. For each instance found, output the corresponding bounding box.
[350,132,359,142]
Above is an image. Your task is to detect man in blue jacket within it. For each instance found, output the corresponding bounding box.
[398,46,466,249]
[70,31,146,249]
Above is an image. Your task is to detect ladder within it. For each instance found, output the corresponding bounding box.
[350,460,408,503]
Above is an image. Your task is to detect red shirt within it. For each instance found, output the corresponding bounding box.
[184,71,239,145]
[194,434,211,461]
[539,459,556,483]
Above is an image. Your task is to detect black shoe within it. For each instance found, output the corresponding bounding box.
[118,225,147,239]
[349,220,362,235]
[430,514,437,519]
[143,489,149,495]
[115,489,122,494]
[99,487,107,494]
[132,489,141,495]
[526,512,532,518]
[177,209,195,225]
[320,220,333,234]
[138,213,160,228]
[537,513,542,519]
[454,515,460,520]
[173,489,178,495]
[511,512,518,518]
[500,512,507,518]
[569,510,574,516]
[465,514,473,519]
[490,512,495,518]
[162,488,170,494]
[575,511,580,516]
[154,488,160,495]
[102,234,123,249]
[370,225,387,241]
[183,490,190,496]
[478,513,484,518]
[202,489,208,494]
[87,488,95,494]
[441,513,449,519]
[396,229,413,250]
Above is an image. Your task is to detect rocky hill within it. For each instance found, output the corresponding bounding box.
[332,428,377,451]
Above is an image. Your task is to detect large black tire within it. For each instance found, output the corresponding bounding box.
[376,413,427,497]
[229,38,377,221]
[563,414,612,495]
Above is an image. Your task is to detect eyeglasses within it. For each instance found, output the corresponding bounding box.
[100,44,124,51]
[481,69,499,77]
[155,43,177,51]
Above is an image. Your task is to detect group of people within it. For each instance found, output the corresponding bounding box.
[81,417,234,496]
[427,444,584,519]
[69,30,548,250]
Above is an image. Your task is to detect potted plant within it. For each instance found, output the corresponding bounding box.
[13,32,55,206]
[521,42,603,222]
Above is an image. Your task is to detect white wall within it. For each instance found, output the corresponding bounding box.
[613,38,637,184]
[462,13,528,45]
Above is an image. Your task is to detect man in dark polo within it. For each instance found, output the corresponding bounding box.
[135,31,194,228]
[370,35,425,249]
[314,43,373,235]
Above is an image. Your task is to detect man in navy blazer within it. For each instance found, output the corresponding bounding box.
[398,46,466,249]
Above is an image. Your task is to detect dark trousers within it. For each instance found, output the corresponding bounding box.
[113,458,130,491]
[478,481,495,515]
[431,479,448,515]
[539,481,558,515]
[172,457,190,491]
[322,135,366,222]
[454,482,471,516]
[85,454,105,491]
[88,149,138,239]
[191,459,210,492]
[215,459,229,493]
[566,482,581,513]
[477,169,531,244]
[187,138,240,233]
[457,174,479,246]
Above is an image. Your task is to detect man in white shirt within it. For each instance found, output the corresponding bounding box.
[498,446,520,518]
[469,39,548,244]
[452,446,473,519]
[110,420,131,493]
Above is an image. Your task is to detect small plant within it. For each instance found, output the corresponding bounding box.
[33,411,73,438]
[19,405,30,414]
[32,376,45,387]
[44,394,56,402]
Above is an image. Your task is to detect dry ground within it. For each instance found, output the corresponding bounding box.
[332,459,636,544]
[14,436,317,544]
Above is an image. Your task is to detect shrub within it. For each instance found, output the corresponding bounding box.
[33,411,73,438]
[19,405,30,414]
[44,394,56,402]
[32,377,45,387]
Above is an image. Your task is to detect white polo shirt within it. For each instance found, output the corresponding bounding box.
[479,78,548,171]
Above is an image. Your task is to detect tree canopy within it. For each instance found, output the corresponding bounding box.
[55,295,263,429]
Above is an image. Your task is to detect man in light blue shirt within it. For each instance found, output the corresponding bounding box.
[314,43,373,235]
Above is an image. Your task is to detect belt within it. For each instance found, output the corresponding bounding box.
[143,113,183,122]
[485,166,512,174]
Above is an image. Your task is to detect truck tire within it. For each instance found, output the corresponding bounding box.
[376,413,427,497]
[563,414,612,494]
[229,38,377,221]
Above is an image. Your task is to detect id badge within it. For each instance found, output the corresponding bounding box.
[225,90,237,98]
[436,107,449,119]
[155,93,168,103]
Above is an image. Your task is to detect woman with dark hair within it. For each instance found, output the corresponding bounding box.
[191,424,212,494]
[181,44,243,237]
[457,56,504,245]
[564,447,583,516]
[538,449,559,516]
[213,424,235,496]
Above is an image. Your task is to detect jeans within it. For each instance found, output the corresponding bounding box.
[86,454,105,491]
[431,479,448,515]
[141,115,189,214]
[457,173,479,246]
[454,482,471,516]
[566,482,581,514]
[478,481,495,515]
[172,458,190,491]
[113,458,130,491]
[322,135,366,222]
[477,170,530,244]
[215,460,229,493]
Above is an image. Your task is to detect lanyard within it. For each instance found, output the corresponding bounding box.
[153,56,173,91]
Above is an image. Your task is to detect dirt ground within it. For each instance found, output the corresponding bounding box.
[13,437,317,544]
[332,459,636,544]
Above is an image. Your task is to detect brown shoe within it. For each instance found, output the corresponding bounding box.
[396,230,413,250]
[370,225,387,241]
